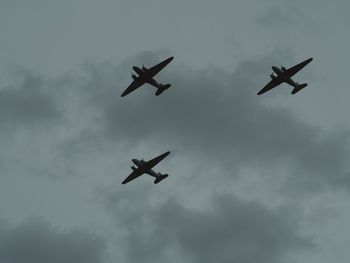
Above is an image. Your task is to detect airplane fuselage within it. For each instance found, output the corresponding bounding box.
[132,66,152,80]
[132,66,161,88]
[272,66,287,79]
[132,159,159,178]
[272,66,282,75]
[132,159,145,166]
[132,66,146,77]
[271,66,295,84]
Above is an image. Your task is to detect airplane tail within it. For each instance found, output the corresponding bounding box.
[291,83,307,94]
[155,83,171,96]
[154,174,169,184]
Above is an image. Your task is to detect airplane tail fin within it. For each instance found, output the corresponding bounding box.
[291,83,307,94]
[155,84,171,96]
[154,174,169,184]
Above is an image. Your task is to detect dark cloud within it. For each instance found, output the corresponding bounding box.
[0,219,106,263]
[0,1,349,262]
[0,69,66,177]
[104,191,311,263]
[0,68,62,130]
[0,50,347,262]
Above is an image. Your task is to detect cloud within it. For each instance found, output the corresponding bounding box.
[255,1,311,30]
[256,6,293,29]
[104,191,311,263]
[0,68,62,130]
[0,219,106,263]
[0,50,347,263]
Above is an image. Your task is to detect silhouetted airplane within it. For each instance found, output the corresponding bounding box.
[121,57,174,97]
[257,58,313,95]
[122,151,170,184]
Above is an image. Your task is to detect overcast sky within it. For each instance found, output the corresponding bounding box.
[0,1,350,263]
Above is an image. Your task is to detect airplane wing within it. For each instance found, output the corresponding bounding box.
[121,79,144,97]
[147,57,174,77]
[257,78,282,95]
[144,151,170,170]
[121,169,144,184]
[285,58,313,78]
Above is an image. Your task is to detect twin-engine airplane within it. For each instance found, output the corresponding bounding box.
[121,57,174,97]
[122,151,170,184]
[257,58,313,95]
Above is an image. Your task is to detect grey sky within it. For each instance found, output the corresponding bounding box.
[0,1,350,263]
[0,219,106,263]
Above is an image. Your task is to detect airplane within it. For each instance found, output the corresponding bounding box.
[121,56,174,97]
[122,151,170,184]
[257,57,313,95]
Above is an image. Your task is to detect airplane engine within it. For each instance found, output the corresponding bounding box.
[130,165,137,171]
[131,74,137,80]
[270,74,276,79]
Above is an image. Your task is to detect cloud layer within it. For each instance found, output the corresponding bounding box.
[104,190,311,263]
[0,50,348,263]
[0,219,106,263]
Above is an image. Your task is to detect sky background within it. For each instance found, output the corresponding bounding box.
[0,0,350,263]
